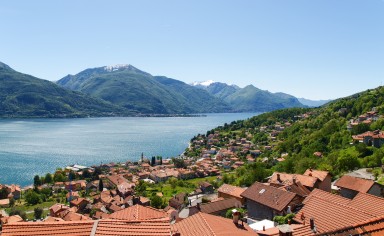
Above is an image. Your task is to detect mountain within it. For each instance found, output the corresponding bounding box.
[192,81,305,112]
[224,85,305,112]
[298,98,332,107]
[57,65,230,114]
[0,62,130,118]
[194,82,240,100]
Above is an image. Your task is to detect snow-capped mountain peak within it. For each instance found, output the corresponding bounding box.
[104,64,131,72]
[191,80,215,87]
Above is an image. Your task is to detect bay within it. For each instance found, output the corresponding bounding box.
[0,113,259,186]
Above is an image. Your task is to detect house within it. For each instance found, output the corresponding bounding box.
[66,191,80,202]
[69,197,89,211]
[1,219,171,236]
[5,185,21,200]
[49,204,70,217]
[334,175,382,199]
[86,180,99,192]
[168,193,186,211]
[64,180,86,191]
[268,171,325,191]
[199,181,214,194]
[198,198,242,217]
[108,204,169,221]
[0,198,10,208]
[171,212,256,236]
[293,188,384,234]
[217,184,246,204]
[303,168,332,192]
[241,182,303,220]
[319,215,384,235]
[352,130,384,148]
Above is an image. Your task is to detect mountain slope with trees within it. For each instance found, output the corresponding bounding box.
[57,65,230,114]
[187,86,384,185]
[0,62,130,118]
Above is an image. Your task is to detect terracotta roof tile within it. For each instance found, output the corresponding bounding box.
[1,219,170,236]
[269,172,318,188]
[294,196,374,233]
[303,169,329,181]
[349,192,384,216]
[278,181,311,198]
[256,224,315,236]
[241,182,296,212]
[302,189,351,205]
[320,215,384,235]
[1,220,94,236]
[108,204,168,221]
[334,175,376,193]
[172,212,256,236]
[217,184,246,199]
[95,219,170,236]
[200,198,242,214]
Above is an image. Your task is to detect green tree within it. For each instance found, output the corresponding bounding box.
[33,175,41,187]
[9,197,15,207]
[98,179,104,192]
[9,208,27,220]
[25,190,41,205]
[53,172,66,182]
[45,173,53,184]
[0,187,8,199]
[150,195,163,209]
[34,207,43,219]
[82,169,91,179]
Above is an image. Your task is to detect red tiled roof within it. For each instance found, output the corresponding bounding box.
[1,219,171,236]
[256,224,315,236]
[217,184,246,199]
[269,172,318,188]
[320,215,384,235]
[108,204,168,221]
[334,175,375,193]
[349,192,384,216]
[294,196,374,233]
[200,198,242,214]
[241,182,296,212]
[172,212,256,236]
[95,219,170,236]
[303,169,329,181]
[278,180,311,198]
[49,203,70,214]
[302,189,351,205]
[1,220,94,236]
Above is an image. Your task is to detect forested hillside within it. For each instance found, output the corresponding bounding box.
[185,86,384,185]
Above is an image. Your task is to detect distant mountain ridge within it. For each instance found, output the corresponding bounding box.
[57,65,230,114]
[0,62,130,118]
[192,81,305,112]
[298,98,332,107]
[0,61,318,117]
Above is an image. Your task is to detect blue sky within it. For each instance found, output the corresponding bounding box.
[1,0,383,100]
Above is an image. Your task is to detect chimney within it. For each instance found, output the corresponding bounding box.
[263,225,265,231]
[277,173,281,182]
[292,177,296,185]
[310,217,316,232]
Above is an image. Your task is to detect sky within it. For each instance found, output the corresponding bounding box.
[0,0,383,100]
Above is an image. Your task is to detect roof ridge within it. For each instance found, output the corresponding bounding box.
[199,212,217,236]
[90,220,99,236]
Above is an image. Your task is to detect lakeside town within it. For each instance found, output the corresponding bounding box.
[1,108,384,235]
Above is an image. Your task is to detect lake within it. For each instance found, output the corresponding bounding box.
[0,113,259,186]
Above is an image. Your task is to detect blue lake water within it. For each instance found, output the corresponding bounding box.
[0,113,259,186]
